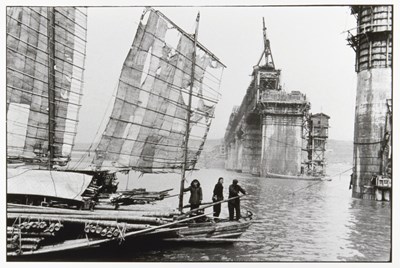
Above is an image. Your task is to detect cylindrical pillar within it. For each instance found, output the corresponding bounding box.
[350,6,392,199]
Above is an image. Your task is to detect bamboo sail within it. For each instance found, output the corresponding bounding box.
[92,8,225,174]
[7,7,88,165]
[6,6,91,211]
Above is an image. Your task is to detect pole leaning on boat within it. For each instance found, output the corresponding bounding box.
[47,7,56,170]
[178,12,200,213]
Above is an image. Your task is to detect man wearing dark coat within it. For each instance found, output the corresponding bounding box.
[212,177,224,217]
[228,179,246,221]
[184,179,203,211]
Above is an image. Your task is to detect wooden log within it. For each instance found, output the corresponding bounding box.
[93,204,169,212]
[8,206,175,221]
[163,193,180,199]
[7,231,55,237]
[7,213,167,225]
[141,211,181,218]
[162,237,256,243]
[8,207,96,215]
[7,237,43,243]
[8,216,152,230]
[7,244,39,250]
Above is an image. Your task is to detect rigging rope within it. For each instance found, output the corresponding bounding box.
[290,167,353,195]
[70,81,119,170]
[131,18,224,84]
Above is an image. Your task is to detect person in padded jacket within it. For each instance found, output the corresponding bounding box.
[184,179,203,211]
[212,177,224,217]
[228,179,246,221]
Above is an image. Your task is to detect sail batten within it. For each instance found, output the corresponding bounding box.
[129,34,223,91]
[94,9,224,173]
[7,7,87,162]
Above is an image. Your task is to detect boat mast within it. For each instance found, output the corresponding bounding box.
[178,12,200,212]
[47,7,56,169]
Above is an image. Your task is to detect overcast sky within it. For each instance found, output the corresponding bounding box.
[75,6,358,144]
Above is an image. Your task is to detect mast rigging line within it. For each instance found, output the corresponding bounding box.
[5,100,80,124]
[136,26,224,86]
[7,85,83,108]
[92,149,199,166]
[23,8,87,27]
[70,81,120,170]
[128,41,222,95]
[6,93,81,121]
[7,119,78,136]
[100,131,206,151]
[117,79,215,119]
[45,10,88,44]
[6,130,75,146]
[7,50,85,84]
[48,7,88,32]
[149,8,226,68]
[7,46,86,82]
[122,46,221,103]
[121,63,219,104]
[7,30,87,65]
[290,167,353,195]
[6,46,86,90]
[107,115,207,140]
[90,165,195,173]
[7,64,85,97]
[25,6,88,28]
[113,94,214,127]
[7,69,85,103]
[6,17,88,56]
[17,6,88,34]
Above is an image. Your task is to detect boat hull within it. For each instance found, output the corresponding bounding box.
[266,172,323,181]
[7,212,252,257]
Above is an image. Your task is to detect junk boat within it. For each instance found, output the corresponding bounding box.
[6,7,253,257]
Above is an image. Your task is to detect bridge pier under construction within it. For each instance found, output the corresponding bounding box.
[224,20,329,179]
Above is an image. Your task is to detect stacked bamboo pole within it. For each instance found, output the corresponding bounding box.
[7,194,253,255]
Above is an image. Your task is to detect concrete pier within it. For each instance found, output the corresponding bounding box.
[347,6,392,200]
[260,91,309,176]
[224,21,329,179]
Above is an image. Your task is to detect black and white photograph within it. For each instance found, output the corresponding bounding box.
[1,0,397,264]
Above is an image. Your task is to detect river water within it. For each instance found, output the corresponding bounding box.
[67,162,390,262]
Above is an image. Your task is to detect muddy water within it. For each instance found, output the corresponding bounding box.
[39,156,391,261]
[84,163,389,262]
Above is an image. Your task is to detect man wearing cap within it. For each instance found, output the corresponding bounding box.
[228,179,246,221]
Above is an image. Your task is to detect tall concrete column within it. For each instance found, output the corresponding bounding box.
[348,6,392,199]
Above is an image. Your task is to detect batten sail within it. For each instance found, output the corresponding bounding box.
[94,8,225,173]
[6,7,88,164]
